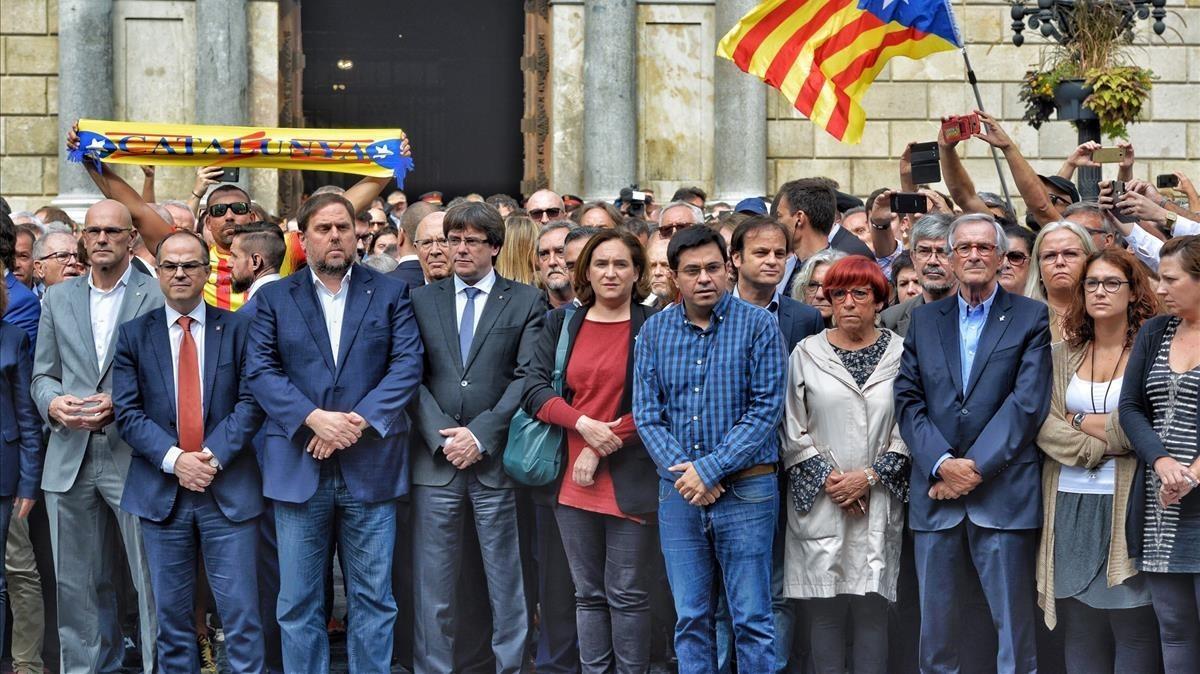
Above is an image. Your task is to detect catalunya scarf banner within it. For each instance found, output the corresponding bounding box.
[69,119,415,187]
[718,0,961,144]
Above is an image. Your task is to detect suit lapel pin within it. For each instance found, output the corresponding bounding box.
[999,315,1006,321]
[216,325,222,331]
[367,289,373,294]
[498,295,504,300]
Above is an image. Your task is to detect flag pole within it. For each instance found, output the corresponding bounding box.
[960,48,1015,215]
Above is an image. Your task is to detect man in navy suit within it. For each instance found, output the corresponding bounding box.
[1,212,40,344]
[112,231,266,672]
[894,213,1052,674]
[729,216,823,672]
[229,221,286,674]
[247,192,424,673]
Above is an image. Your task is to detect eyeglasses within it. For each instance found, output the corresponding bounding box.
[953,242,998,258]
[1083,278,1130,294]
[827,287,873,303]
[447,235,490,249]
[206,202,251,218]
[1048,194,1071,207]
[676,262,725,279]
[912,244,949,261]
[1039,249,1085,265]
[804,280,823,295]
[415,237,448,250]
[529,208,562,220]
[157,261,209,275]
[658,223,696,238]
[38,251,81,264]
[369,220,388,226]
[82,226,132,238]
[1003,251,1030,266]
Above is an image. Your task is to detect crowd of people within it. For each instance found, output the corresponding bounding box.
[0,113,1199,674]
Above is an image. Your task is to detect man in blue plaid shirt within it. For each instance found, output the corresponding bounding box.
[634,226,788,672]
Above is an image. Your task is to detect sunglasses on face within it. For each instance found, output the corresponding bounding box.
[529,208,563,220]
[1003,251,1029,266]
[207,202,251,218]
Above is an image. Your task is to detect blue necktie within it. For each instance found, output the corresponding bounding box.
[459,287,482,365]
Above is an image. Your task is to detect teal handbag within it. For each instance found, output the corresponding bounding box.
[503,308,576,486]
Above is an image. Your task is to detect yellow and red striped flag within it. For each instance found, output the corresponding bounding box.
[718,0,962,144]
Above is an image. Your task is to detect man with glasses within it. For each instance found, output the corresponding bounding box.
[408,202,546,674]
[526,189,566,224]
[413,211,451,283]
[634,225,788,671]
[894,213,1052,674]
[31,199,162,673]
[388,202,436,290]
[112,230,266,672]
[880,213,956,338]
[656,200,703,241]
[1062,201,1116,250]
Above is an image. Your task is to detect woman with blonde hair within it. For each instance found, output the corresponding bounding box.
[497,213,539,285]
[1026,220,1097,341]
[1035,248,1161,672]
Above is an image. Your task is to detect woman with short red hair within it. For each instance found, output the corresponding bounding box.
[780,255,910,674]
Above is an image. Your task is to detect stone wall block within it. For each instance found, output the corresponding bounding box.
[768,119,814,158]
[3,114,56,154]
[0,75,45,114]
[862,82,928,119]
[0,0,48,35]
[4,35,57,74]
[0,155,43,193]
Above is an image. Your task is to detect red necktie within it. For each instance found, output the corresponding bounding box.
[176,316,203,453]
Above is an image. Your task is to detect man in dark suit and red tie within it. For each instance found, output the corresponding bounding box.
[112,230,266,672]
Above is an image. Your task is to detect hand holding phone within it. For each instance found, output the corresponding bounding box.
[890,192,928,214]
[1091,147,1127,164]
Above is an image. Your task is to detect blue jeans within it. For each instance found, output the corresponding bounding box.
[658,474,778,673]
[275,461,397,674]
[715,517,797,673]
[141,490,262,673]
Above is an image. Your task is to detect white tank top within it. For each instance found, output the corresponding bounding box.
[1057,372,1122,495]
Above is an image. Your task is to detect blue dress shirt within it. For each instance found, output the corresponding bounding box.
[633,292,788,489]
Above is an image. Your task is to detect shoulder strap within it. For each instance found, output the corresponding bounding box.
[551,307,577,392]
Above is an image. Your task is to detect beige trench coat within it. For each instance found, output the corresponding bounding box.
[780,330,908,601]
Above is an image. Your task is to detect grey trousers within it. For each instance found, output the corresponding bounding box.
[5,512,45,670]
[411,472,529,674]
[44,438,157,674]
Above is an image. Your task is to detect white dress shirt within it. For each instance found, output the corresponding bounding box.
[160,301,219,474]
[246,272,282,301]
[454,269,496,327]
[312,267,353,366]
[88,263,133,369]
[451,269,497,455]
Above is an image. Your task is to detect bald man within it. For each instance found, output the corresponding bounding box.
[525,189,565,224]
[32,199,163,673]
[414,211,450,283]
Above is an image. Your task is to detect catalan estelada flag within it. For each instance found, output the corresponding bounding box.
[718,0,962,143]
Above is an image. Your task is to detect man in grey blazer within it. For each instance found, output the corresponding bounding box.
[409,201,547,674]
[880,213,955,338]
[31,199,161,673]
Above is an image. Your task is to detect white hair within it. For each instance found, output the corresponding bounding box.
[947,213,1008,254]
[657,201,703,226]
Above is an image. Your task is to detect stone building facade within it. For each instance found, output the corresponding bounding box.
[2,0,1198,216]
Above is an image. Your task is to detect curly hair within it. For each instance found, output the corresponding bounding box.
[1063,248,1159,349]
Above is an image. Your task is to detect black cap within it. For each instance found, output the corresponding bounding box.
[1038,175,1080,204]
[835,190,864,213]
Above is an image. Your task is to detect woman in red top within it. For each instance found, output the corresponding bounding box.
[521,229,659,673]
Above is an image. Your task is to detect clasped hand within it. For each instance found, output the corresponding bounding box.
[49,393,114,432]
[175,451,217,492]
[305,409,366,459]
[929,458,981,500]
[575,416,623,456]
[440,427,482,469]
[669,462,725,506]
[1155,456,1199,508]
[825,471,869,516]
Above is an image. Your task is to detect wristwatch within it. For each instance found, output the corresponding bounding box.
[870,220,892,231]
[1164,210,1178,229]
[864,468,879,487]
[1072,412,1087,430]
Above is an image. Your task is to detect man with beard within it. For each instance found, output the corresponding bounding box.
[535,220,575,308]
[880,214,956,338]
[247,192,423,672]
[229,223,286,301]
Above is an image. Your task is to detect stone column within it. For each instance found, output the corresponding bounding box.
[195,0,250,126]
[582,0,637,202]
[53,0,114,216]
[713,0,767,202]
